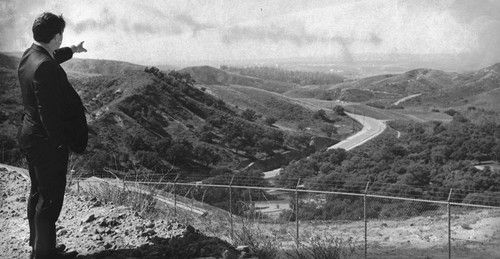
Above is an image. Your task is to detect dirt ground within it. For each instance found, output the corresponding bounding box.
[0,165,240,259]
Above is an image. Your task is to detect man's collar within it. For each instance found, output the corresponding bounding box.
[32,42,54,59]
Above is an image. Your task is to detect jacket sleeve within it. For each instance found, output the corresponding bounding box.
[33,61,66,147]
[53,47,73,64]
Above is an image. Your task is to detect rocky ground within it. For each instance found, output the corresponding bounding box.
[0,165,252,259]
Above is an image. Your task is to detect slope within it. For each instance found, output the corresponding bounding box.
[0,55,312,183]
[283,64,500,111]
[180,66,300,94]
[180,66,355,137]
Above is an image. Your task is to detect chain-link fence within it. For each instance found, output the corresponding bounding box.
[73,177,500,259]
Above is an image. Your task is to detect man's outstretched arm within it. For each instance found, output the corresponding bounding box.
[54,41,87,64]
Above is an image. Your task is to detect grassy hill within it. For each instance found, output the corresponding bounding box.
[284,64,500,112]
[61,58,145,76]
[180,66,354,135]
[180,66,300,94]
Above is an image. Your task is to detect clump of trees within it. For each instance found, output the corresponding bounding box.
[276,110,500,213]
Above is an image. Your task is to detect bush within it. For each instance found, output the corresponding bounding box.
[264,116,278,126]
[285,234,358,259]
[332,105,345,116]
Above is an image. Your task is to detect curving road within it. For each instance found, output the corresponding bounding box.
[264,112,386,179]
[327,112,386,151]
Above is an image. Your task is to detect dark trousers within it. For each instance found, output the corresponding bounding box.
[22,139,68,258]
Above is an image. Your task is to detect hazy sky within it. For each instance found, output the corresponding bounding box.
[1,0,500,68]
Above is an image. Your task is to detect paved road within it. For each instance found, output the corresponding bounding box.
[264,112,386,179]
[327,112,386,151]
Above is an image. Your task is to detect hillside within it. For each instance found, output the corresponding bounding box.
[284,64,500,111]
[180,66,355,136]
[0,54,337,183]
[61,58,145,76]
[180,66,300,94]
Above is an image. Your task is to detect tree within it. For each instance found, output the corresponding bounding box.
[313,109,327,120]
[285,133,310,150]
[193,144,221,167]
[444,109,457,116]
[256,138,280,157]
[264,116,278,126]
[242,108,257,122]
[126,135,151,151]
[196,124,216,143]
[154,136,173,155]
[320,124,337,137]
[165,139,193,164]
[333,105,346,115]
[297,121,308,131]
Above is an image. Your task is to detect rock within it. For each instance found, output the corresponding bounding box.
[99,219,109,227]
[236,245,250,253]
[104,242,113,249]
[91,200,102,208]
[84,214,97,223]
[141,229,156,237]
[135,225,145,231]
[222,249,239,259]
[145,221,155,229]
[109,219,120,227]
[462,224,473,230]
[184,225,196,235]
[57,229,68,236]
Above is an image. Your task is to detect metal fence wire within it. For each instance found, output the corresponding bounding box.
[74,178,500,259]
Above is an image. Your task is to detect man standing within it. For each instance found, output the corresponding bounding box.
[18,12,88,259]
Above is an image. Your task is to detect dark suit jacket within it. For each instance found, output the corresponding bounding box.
[18,44,88,153]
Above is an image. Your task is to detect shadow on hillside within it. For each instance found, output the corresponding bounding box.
[76,234,232,259]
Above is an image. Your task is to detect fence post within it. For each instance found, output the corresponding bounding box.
[173,174,179,218]
[295,178,301,247]
[447,188,453,259]
[364,181,370,259]
[229,174,235,241]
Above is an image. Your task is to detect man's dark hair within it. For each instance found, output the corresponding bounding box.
[32,12,65,43]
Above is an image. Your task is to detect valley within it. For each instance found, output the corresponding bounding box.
[1,51,499,220]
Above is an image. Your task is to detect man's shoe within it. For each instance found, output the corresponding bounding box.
[51,250,78,259]
[31,250,78,259]
[56,244,66,252]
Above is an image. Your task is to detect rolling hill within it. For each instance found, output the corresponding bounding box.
[283,64,500,111]
[180,66,300,94]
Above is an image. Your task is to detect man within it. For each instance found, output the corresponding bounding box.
[18,12,88,259]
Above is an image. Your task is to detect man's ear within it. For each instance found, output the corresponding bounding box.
[51,33,62,44]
